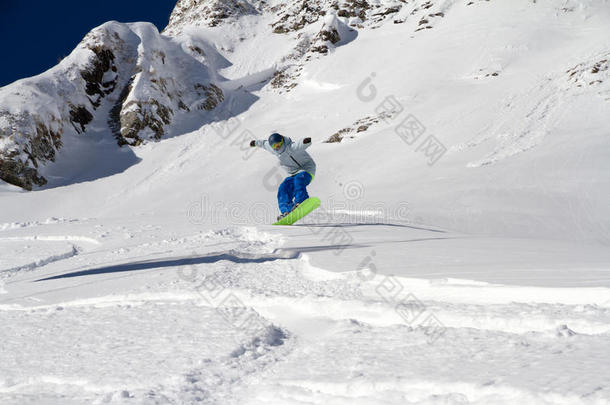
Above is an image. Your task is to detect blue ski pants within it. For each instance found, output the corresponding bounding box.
[278,171,313,213]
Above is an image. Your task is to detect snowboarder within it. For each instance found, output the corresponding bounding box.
[250,132,316,221]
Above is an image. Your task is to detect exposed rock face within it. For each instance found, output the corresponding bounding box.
[0,112,62,189]
[309,14,348,54]
[120,99,172,145]
[325,115,390,143]
[165,0,261,33]
[565,53,610,94]
[272,12,358,92]
[0,30,121,190]
[80,46,119,107]
[165,0,410,37]
[270,1,327,34]
[195,83,224,111]
[0,21,224,188]
[101,22,224,147]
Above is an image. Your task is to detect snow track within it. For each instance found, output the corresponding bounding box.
[1,221,609,404]
[0,244,79,276]
[0,235,100,245]
[0,299,291,405]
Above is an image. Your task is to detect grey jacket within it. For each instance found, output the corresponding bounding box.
[255,137,317,176]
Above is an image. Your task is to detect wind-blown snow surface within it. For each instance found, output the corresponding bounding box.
[1,0,610,404]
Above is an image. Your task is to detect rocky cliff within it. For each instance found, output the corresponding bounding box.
[0,21,224,190]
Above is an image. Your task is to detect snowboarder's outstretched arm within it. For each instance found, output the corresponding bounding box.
[250,139,274,153]
[290,137,312,152]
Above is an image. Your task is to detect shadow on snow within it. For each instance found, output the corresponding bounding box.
[35,243,368,281]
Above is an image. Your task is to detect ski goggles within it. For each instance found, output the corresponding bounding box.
[271,139,284,150]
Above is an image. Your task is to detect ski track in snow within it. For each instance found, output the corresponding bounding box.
[0,233,101,282]
[0,244,80,277]
[0,223,609,404]
[0,235,100,245]
[0,217,82,232]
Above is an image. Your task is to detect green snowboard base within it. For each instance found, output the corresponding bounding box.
[273,197,321,225]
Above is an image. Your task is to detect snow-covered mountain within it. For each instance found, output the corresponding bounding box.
[1,0,610,404]
[0,21,228,189]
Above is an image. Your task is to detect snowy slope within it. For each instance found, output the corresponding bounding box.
[1,0,610,404]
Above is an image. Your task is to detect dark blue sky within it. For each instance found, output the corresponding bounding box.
[0,0,176,87]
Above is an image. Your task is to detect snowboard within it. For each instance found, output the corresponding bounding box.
[273,197,321,225]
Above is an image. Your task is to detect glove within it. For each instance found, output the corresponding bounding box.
[303,137,311,144]
[250,140,256,147]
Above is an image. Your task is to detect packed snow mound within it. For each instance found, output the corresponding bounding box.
[0,21,226,190]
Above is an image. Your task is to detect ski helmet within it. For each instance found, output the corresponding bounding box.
[268,132,284,151]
